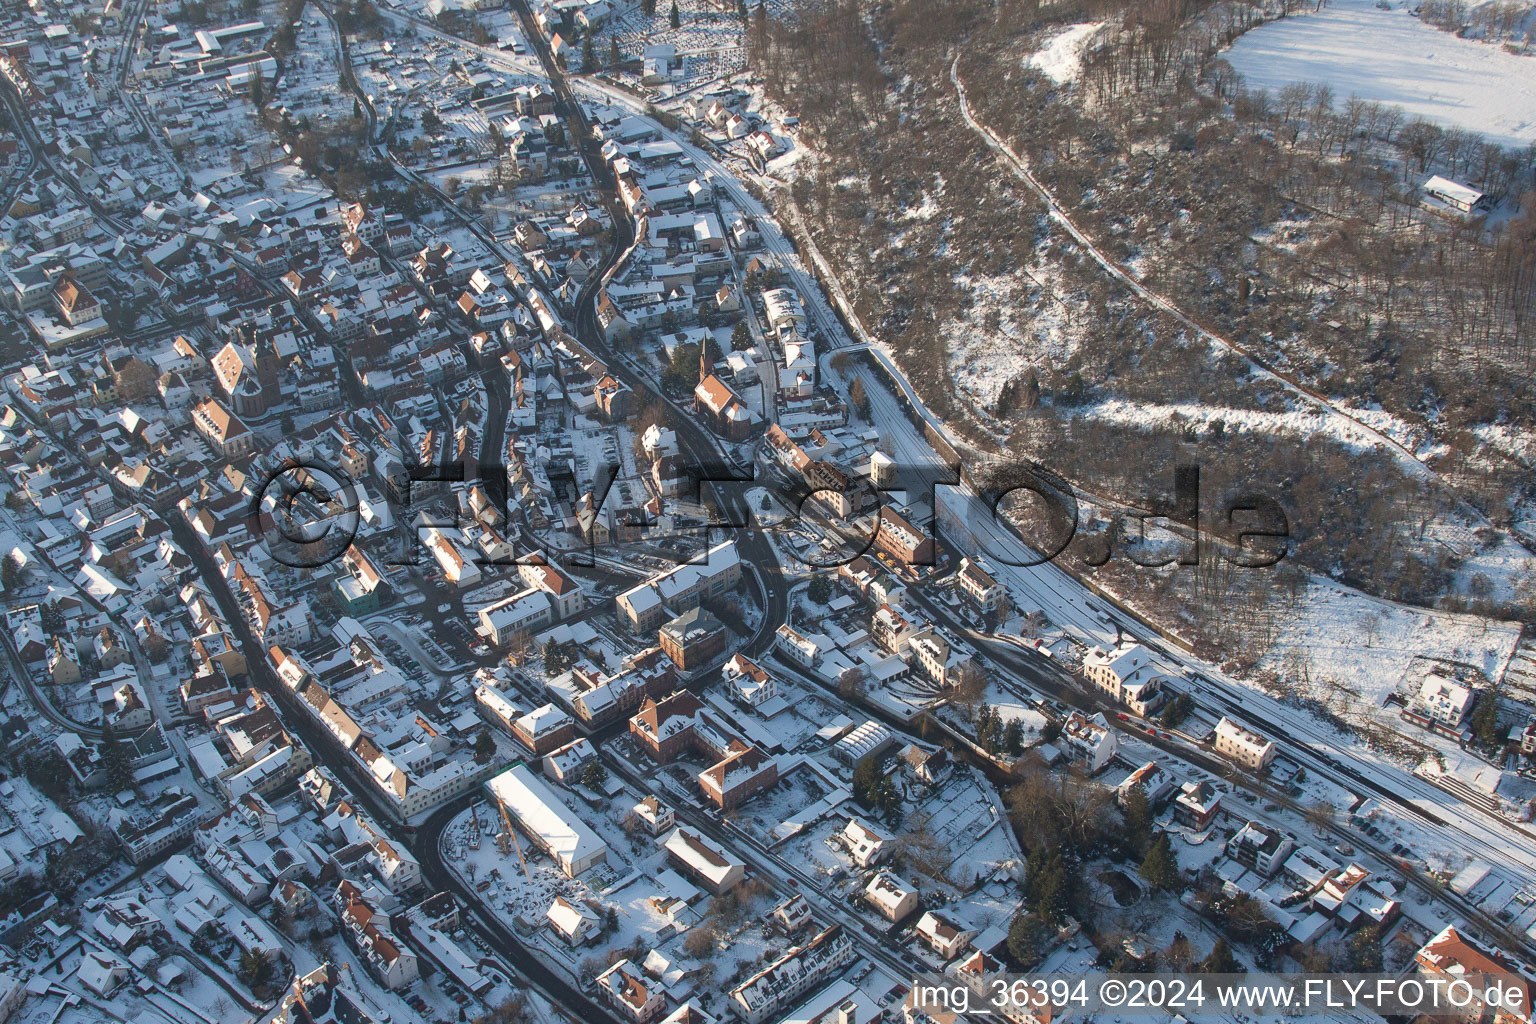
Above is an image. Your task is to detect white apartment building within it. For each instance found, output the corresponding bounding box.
[1213,716,1277,770]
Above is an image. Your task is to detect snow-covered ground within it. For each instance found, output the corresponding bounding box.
[1028,22,1105,84]
[1253,576,1521,718]
[1226,0,1536,147]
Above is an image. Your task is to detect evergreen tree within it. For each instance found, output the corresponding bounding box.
[0,553,20,593]
[249,73,265,109]
[100,723,134,792]
[582,33,596,73]
[807,576,832,604]
[1002,718,1025,756]
[641,0,655,15]
[853,755,900,822]
[1006,912,1050,967]
[474,729,495,763]
[1348,924,1383,972]
[669,0,680,28]
[543,639,564,675]
[737,0,748,24]
[1139,834,1180,891]
[581,759,608,789]
[1120,785,1153,856]
[609,36,621,68]
[1024,849,1070,925]
[1472,691,1503,749]
[1201,938,1241,974]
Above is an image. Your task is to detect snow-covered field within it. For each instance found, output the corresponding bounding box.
[1253,576,1521,719]
[1226,0,1536,146]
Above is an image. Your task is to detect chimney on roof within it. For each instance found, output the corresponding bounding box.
[837,999,858,1024]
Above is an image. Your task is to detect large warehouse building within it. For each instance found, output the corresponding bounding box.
[484,764,608,878]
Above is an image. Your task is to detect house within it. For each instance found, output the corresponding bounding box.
[840,818,886,868]
[950,948,1055,1024]
[596,959,666,1023]
[546,896,599,946]
[78,951,131,997]
[1213,717,1276,770]
[914,910,976,960]
[1414,925,1530,1024]
[1421,175,1491,215]
[1117,761,1174,807]
[1173,780,1222,830]
[771,894,813,935]
[954,557,1003,614]
[662,826,745,895]
[864,870,919,921]
[1059,711,1118,773]
[909,629,976,690]
[723,655,779,708]
[541,737,596,785]
[1403,674,1474,730]
[629,795,674,836]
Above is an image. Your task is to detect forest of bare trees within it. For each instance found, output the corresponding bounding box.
[745,0,1536,624]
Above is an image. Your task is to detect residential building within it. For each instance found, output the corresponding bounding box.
[1403,674,1475,731]
[1213,717,1276,771]
[662,827,745,895]
[629,796,674,836]
[1414,925,1530,1024]
[840,818,886,868]
[864,870,919,921]
[915,910,976,960]
[872,507,934,566]
[597,959,666,1024]
[658,607,730,671]
[729,925,856,1024]
[512,703,575,756]
[954,557,1003,613]
[1226,821,1295,877]
[546,896,599,946]
[616,541,741,632]
[1083,641,1166,716]
[1059,711,1118,773]
[1173,780,1222,830]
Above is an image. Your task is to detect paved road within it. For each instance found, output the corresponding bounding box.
[506,0,788,658]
